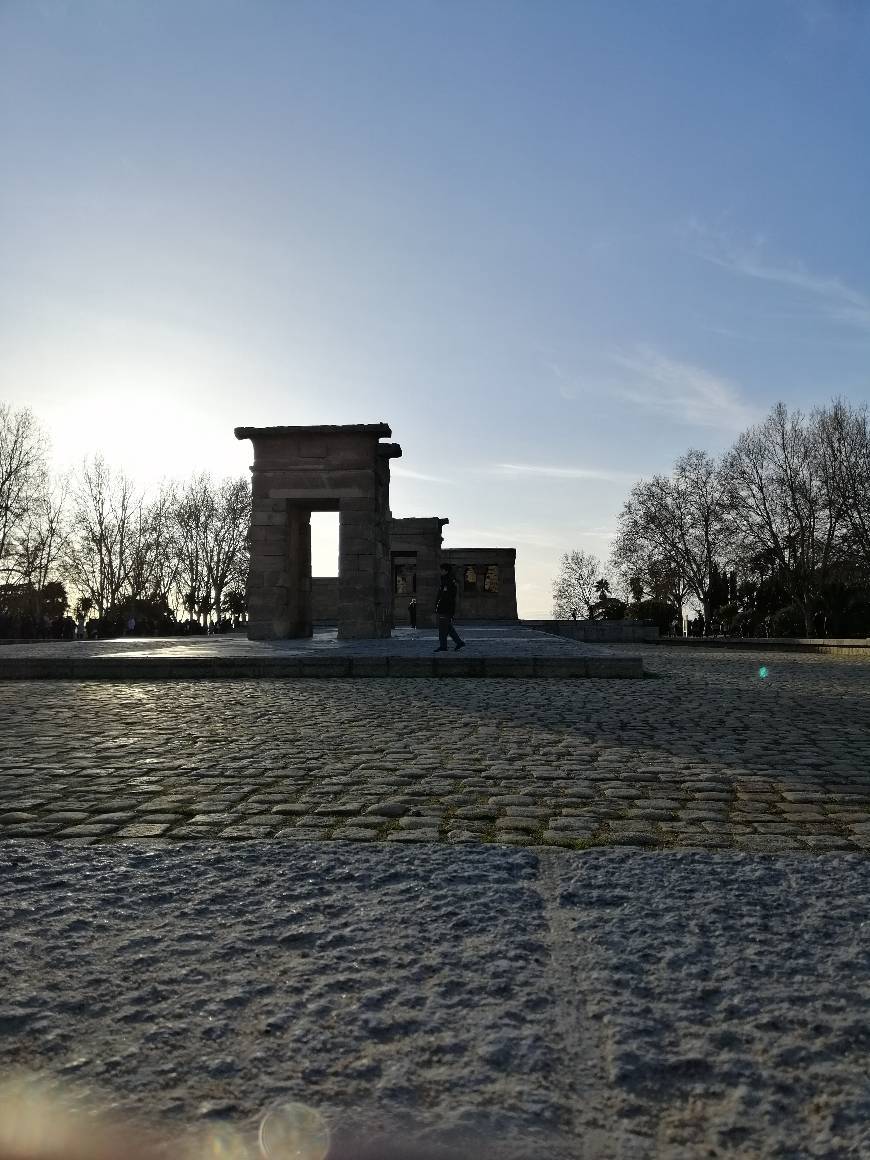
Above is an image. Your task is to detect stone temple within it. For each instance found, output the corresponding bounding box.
[236,422,517,639]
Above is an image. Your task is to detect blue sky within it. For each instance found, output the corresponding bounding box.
[2,0,869,614]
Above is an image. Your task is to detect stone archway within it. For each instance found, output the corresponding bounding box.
[235,424,401,639]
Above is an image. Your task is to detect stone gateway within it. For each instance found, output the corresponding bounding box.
[235,424,400,640]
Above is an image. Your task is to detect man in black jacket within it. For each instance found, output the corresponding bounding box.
[434,563,466,652]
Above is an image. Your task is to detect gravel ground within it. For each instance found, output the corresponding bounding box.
[2,842,869,1159]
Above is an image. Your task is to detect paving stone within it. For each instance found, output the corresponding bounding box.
[803,836,858,851]
[545,821,597,836]
[117,823,173,838]
[274,828,329,840]
[606,832,659,847]
[57,824,119,837]
[131,812,184,823]
[386,831,440,842]
[494,817,541,833]
[0,823,61,837]
[609,819,654,832]
[540,830,582,847]
[217,826,276,839]
[366,801,408,817]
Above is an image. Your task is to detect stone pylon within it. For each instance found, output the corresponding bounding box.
[235,424,401,639]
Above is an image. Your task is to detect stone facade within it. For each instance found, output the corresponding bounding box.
[311,577,339,623]
[390,517,448,629]
[309,537,519,626]
[441,548,518,621]
[235,424,400,640]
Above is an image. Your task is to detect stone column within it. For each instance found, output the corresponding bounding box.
[337,499,390,639]
[247,498,286,639]
[247,500,312,639]
[375,448,393,633]
[286,506,312,638]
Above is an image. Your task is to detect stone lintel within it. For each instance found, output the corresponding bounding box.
[443,547,517,560]
[235,423,392,440]
[268,489,366,501]
[391,516,449,530]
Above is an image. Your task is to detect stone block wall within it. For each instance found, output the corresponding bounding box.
[311,578,339,622]
[441,548,518,621]
[236,424,399,640]
[525,620,659,642]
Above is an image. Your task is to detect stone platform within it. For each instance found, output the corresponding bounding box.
[0,624,643,680]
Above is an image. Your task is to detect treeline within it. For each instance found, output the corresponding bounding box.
[0,403,250,638]
[554,399,870,637]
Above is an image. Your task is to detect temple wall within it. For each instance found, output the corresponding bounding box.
[390,517,447,628]
[311,577,339,622]
[441,548,518,620]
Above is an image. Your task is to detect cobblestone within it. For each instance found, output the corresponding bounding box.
[2,644,870,850]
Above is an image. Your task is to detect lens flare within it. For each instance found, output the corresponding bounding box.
[184,1122,254,1160]
[758,665,769,680]
[258,1101,329,1160]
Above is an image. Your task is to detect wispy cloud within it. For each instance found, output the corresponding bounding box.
[487,463,632,483]
[543,360,580,401]
[609,346,757,432]
[455,526,563,549]
[689,222,870,332]
[391,466,453,484]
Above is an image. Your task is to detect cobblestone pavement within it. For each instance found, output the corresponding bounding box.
[1,645,869,852]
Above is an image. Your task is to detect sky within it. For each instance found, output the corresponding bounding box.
[2,0,869,616]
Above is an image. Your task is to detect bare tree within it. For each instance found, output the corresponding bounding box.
[205,477,251,622]
[816,398,870,570]
[11,471,69,599]
[0,403,49,583]
[552,549,602,619]
[612,449,730,632]
[64,456,141,618]
[723,402,844,635]
[171,473,250,624]
[126,483,179,607]
[172,474,211,624]
[612,544,690,615]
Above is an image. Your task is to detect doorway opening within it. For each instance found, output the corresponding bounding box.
[310,511,339,577]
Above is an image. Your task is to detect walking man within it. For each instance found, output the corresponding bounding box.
[434,563,465,652]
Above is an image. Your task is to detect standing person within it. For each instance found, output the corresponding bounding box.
[76,612,86,641]
[408,597,417,628]
[434,563,465,652]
